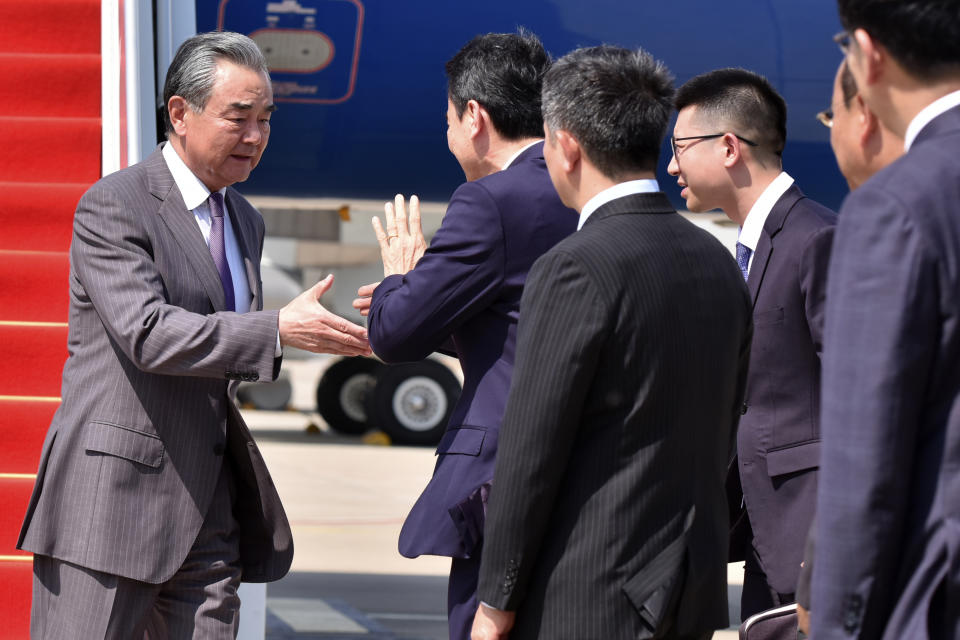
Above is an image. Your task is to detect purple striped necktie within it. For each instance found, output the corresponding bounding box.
[736,241,752,282]
[207,191,236,312]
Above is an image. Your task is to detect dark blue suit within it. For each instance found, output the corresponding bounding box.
[368,142,576,639]
[732,185,835,618]
[812,103,960,639]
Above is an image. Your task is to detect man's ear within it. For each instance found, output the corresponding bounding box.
[555,129,581,173]
[852,28,884,85]
[855,95,878,146]
[168,96,189,136]
[721,132,744,169]
[465,100,485,139]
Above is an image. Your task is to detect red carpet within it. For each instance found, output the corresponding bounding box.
[0,0,100,633]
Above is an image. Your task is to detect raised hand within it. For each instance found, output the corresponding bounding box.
[372,194,428,277]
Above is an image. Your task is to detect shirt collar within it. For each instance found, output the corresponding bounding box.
[501,140,542,170]
[161,141,226,210]
[577,179,660,230]
[904,89,960,151]
[738,171,794,251]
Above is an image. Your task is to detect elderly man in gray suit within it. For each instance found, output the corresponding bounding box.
[17,31,370,639]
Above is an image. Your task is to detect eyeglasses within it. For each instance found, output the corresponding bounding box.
[670,133,758,158]
[816,108,834,128]
[833,30,852,56]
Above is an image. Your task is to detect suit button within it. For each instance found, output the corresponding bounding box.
[741,403,748,415]
[213,442,225,456]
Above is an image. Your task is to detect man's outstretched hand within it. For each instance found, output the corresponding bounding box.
[279,275,371,356]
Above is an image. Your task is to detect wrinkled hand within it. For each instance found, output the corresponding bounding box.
[352,281,380,317]
[372,194,428,277]
[471,604,515,640]
[279,275,371,356]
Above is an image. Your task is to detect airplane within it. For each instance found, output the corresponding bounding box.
[198,0,847,443]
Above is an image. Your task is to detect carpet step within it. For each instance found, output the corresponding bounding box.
[0,0,99,54]
[0,557,33,639]
[0,398,57,474]
[0,116,100,183]
[0,53,100,118]
[0,251,70,323]
[0,324,68,397]
[0,182,83,252]
[0,476,34,552]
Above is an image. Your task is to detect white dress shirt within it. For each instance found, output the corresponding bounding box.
[162,142,252,314]
[737,171,795,274]
[577,179,660,230]
[904,89,960,151]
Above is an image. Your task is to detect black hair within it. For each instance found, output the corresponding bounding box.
[675,68,787,158]
[542,45,674,178]
[445,31,551,140]
[838,0,960,79]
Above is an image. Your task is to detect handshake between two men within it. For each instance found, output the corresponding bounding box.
[278,193,426,355]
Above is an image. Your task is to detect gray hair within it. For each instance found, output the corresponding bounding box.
[542,46,674,179]
[162,31,270,134]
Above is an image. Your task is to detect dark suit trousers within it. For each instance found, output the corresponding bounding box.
[448,551,482,640]
[31,459,242,639]
[742,544,795,621]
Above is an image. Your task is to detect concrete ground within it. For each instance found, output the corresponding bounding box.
[246,401,744,639]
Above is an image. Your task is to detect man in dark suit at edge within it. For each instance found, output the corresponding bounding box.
[19,32,370,639]
[812,1,960,637]
[666,68,836,620]
[794,58,903,636]
[471,45,752,640]
[354,32,577,640]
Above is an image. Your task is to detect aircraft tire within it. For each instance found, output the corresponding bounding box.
[366,361,460,446]
[316,356,385,435]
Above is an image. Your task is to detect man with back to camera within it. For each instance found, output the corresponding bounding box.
[667,68,836,621]
[18,31,370,639]
[352,31,577,639]
[794,58,903,636]
[811,0,960,637]
[470,45,752,640]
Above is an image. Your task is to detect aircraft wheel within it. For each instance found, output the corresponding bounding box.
[366,361,461,446]
[316,357,385,434]
[237,375,293,411]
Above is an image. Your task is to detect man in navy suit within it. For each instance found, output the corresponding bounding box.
[812,1,960,638]
[667,68,836,620]
[354,32,576,640]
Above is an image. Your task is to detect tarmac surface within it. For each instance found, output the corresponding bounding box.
[245,363,744,639]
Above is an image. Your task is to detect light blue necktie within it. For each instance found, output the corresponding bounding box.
[735,242,752,282]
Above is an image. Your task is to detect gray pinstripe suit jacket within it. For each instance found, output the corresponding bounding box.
[17,146,293,584]
[477,192,752,639]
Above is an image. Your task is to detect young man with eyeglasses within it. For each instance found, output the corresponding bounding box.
[667,68,837,622]
[811,1,960,638]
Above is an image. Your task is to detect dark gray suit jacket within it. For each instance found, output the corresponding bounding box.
[476,192,752,639]
[18,146,293,584]
[812,104,960,639]
[731,184,836,594]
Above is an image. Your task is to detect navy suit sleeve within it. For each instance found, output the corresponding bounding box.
[368,181,505,362]
[477,250,607,610]
[811,185,938,639]
[798,224,834,358]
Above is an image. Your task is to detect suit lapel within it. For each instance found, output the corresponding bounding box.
[226,189,262,312]
[746,185,804,305]
[147,149,228,311]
